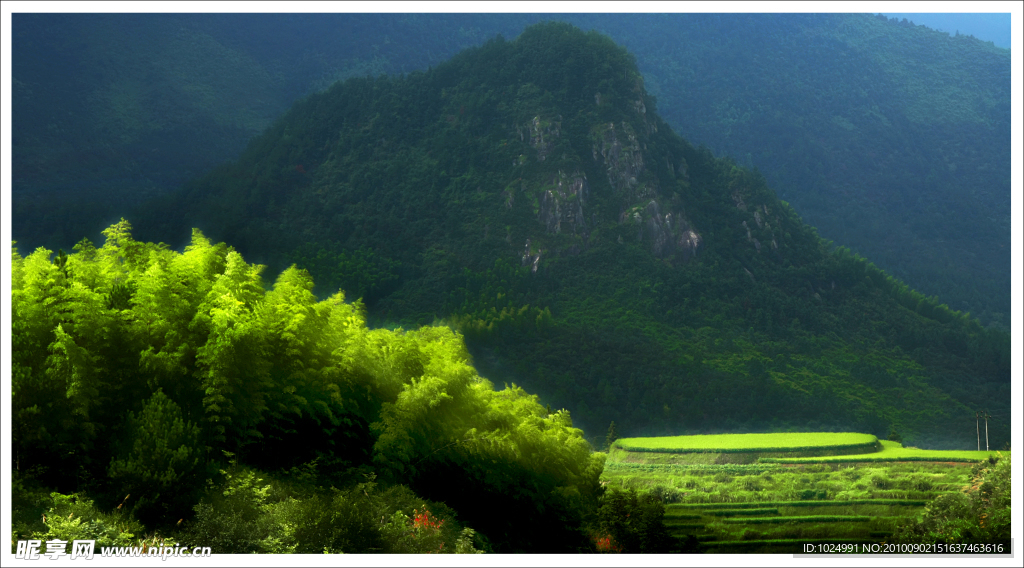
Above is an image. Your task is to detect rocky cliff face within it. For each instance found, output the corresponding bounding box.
[538,170,589,238]
[514,77,705,266]
[738,199,781,257]
[590,86,702,263]
[594,120,653,206]
[522,114,561,162]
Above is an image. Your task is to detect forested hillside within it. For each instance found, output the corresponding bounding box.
[12,13,1011,330]
[126,23,1010,449]
[604,13,1011,330]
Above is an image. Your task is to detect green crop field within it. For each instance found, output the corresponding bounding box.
[615,432,878,453]
[721,515,872,524]
[707,508,780,516]
[760,440,1008,464]
[601,432,1007,553]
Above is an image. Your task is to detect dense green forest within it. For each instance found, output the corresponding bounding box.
[609,14,1011,331]
[125,23,1010,450]
[12,13,1011,330]
[11,221,617,553]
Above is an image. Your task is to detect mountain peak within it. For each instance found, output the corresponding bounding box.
[130,21,1008,449]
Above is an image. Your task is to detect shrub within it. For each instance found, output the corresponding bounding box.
[29,492,141,550]
[741,477,763,491]
[179,466,484,554]
[647,484,683,504]
[870,475,893,490]
[107,389,210,526]
[595,487,673,553]
[891,454,1010,546]
[179,466,293,553]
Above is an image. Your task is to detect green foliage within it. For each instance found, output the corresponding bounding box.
[13,217,602,552]
[291,242,402,305]
[107,389,208,525]
[604,421,618,452]
[181,465,296,553]
[891,454,1010,545]
[181,465,482,554]
[105,278,136,311]
[29,492,141,550]
[380,506,482,554]
[595,487,673,553]
[370,335,606,550]
[443,257,554,343]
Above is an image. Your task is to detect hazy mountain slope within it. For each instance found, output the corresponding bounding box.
[12,14,1010,329]
[128,23,1010,449]
[10,13,524,250]
[594,13,1011,330]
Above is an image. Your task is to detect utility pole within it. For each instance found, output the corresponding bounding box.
[975,410,981,451]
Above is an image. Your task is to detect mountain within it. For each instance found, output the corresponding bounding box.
[128,22,1010,449]
[12,14,1011,332]
[605,13,1011,331]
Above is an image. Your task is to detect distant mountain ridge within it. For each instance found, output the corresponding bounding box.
[128,22,1010,449]
[12,13,1010,330]
[620,13,1010,330]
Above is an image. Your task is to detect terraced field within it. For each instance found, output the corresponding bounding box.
[616,432,879,454]
[602,433,1007,553]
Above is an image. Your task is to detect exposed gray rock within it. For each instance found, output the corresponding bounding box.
[521,238,542,273]
[620,198,702,261]
[677,158,689,180]
[526,115,561,162]
[539,170,589,238]
[677,228,702,262]
[732,191,748,211]
[593,121,654,206]
[744,266,756,284]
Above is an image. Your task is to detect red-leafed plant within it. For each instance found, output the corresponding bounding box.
[412,508,444,532]
[594,533,622,553]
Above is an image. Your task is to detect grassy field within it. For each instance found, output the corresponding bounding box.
[615,432,879,453]
[602,432,1006,553]
[760,440,1005,463]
